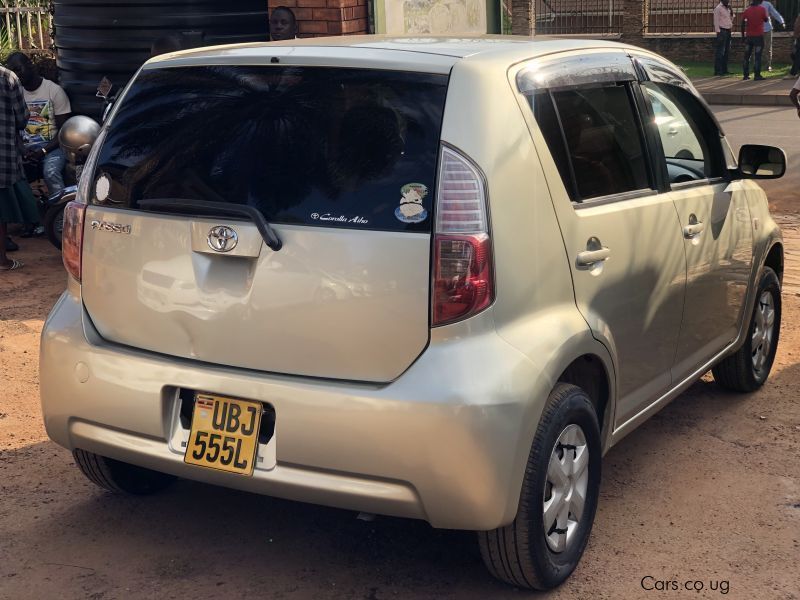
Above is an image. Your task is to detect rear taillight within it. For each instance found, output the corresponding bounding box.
[62,202,86,281]
[63,128,105,283]
[432,147,494,326]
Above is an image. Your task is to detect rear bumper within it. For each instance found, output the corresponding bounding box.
[40,288,551,530]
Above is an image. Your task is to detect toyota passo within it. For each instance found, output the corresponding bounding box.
[40,36,785,589]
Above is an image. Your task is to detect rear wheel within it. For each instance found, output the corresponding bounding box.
[73,449,176,495]
[712,267,781,392]
[478,383,601,590]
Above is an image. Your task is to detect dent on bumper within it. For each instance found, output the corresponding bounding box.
[40,290,548,530]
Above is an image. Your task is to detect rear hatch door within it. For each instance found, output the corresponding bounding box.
[80,63,448,382]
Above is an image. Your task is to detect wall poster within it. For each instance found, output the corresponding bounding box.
[383,0,487,34]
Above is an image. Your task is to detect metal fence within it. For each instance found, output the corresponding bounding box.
[534,0,623,35]
[1,0,51,51]
[647,0,800,34]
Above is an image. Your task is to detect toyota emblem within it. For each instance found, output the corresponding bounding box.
[207,226,238,253]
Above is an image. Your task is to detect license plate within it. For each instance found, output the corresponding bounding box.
[184,394,262,476]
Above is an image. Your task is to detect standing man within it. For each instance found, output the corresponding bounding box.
[0,65,38,272]
[741,0,770,81]
[5,52,72,201]
[761,1,786,71]
[713,0,734,76]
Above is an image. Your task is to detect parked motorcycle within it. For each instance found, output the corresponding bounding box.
[42,115,101,249]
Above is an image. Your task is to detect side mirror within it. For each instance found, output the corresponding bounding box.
[738,144,786,179]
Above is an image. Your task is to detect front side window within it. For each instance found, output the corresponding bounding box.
[529,84,652,202]
[642,82,725,185]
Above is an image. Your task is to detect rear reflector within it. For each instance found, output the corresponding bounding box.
[62,202,86,282]
[432,147,493,326]
[433,233,493,325]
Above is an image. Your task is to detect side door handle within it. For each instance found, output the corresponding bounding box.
[683,214,705,239]
[576,247,611,266]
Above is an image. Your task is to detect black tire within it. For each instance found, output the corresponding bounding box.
[712,266,781,392]
[73,449,176,495]
[478,383,602,590]
[43,203,66,251]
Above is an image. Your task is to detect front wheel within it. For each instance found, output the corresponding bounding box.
[478,383,602,590]
[712,266,781,392]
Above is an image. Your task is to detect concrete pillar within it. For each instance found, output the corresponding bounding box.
[512,0,534,35]
[623,0,646,40]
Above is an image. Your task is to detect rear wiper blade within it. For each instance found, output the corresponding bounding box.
[138,198,282,251]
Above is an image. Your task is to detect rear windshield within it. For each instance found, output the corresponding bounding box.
[92,65,449,232]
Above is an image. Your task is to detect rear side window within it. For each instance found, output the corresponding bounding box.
[93,66,449,232]
[527,85,652,202]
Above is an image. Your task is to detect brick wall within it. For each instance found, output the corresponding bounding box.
[271,0,369,37]
[512,0,533,35]
[619,0,795,65]
[511,0,796,67]
[635,35,794,65]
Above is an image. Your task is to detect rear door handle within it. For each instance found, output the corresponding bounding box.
[576,247,611,266]
[683,221,705,239]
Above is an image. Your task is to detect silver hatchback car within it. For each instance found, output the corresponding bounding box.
[40,36,785,589]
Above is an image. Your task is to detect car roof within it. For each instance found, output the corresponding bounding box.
[147,35,647,71]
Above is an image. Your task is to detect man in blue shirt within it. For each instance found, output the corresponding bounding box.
[761,0,786,71]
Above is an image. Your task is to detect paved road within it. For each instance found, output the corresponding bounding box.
[712,104,800,212]
[713,104,798,155]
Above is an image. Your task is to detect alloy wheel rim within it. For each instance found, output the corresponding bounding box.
[751,290,776,376]
[543,424,589,553]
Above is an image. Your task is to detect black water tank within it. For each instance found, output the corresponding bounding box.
[54,0,269,118]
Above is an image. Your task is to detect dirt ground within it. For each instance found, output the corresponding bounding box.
[1,217,799,600]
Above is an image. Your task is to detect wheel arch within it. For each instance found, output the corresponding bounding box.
[556,353,615,454]
[729,234,783,356]
[495,313,618,526]
[764,241,784,283]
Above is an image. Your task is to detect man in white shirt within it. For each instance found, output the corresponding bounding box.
[760,1,786,71]
[5,52,72,201]
[713,0,734,76]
